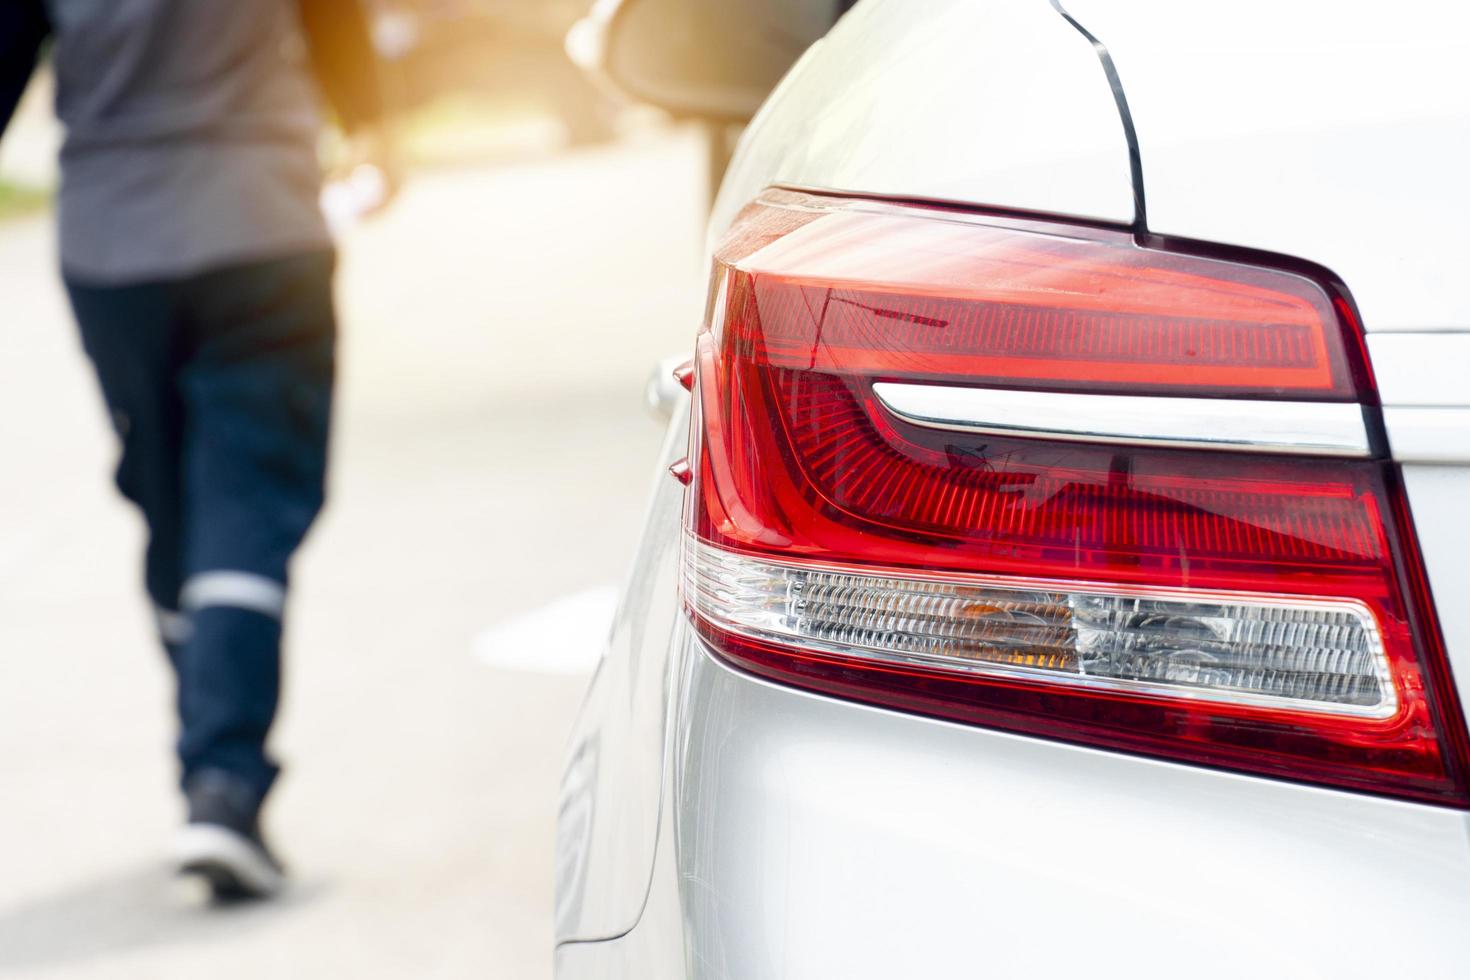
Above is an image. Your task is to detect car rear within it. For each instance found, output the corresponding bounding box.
[555,0,1470,976]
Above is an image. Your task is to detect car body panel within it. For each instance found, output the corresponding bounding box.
[709,0,1136,246]
[676,643,1470,980]
[555,403,688,942]
[562,635,1470,979]
[1061,0,1470,333]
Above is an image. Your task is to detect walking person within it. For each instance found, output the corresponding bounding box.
[0,0,395,900]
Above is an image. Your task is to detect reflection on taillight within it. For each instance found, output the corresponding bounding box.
[681,189,1470,806]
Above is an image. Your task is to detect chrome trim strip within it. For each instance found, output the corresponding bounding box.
[871,383,1372,457]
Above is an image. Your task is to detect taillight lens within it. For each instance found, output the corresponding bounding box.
[682,190,1470,806]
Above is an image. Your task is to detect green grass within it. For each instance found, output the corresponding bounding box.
[0,179,50,222]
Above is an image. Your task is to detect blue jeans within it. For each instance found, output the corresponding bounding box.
[66,251,336,803]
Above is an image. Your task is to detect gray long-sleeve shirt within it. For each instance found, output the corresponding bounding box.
[41,0,333,283]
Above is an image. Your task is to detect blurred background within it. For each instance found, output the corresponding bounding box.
[0,1,718,975]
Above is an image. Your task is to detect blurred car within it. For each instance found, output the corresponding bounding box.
[555,0,1470,977]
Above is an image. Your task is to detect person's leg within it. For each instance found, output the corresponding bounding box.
[172,250,336,810]
[64,277,191,707]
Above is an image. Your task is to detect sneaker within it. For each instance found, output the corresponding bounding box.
[174,770,285,901]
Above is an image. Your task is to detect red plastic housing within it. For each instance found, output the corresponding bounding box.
[684,190,1470,806]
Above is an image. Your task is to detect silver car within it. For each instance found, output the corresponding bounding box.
[557,0,1470,976]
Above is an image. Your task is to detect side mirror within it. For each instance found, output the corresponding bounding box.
[568,0,837,125]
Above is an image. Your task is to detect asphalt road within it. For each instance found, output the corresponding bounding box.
[0,131,705,978]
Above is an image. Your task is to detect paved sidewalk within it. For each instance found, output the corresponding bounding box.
[0,132,704,978]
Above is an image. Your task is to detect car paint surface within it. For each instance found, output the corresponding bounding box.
[565,632,1470,978]
[1061,0,1470,333]
[709,0,1135,244]
[556,0,1470,975]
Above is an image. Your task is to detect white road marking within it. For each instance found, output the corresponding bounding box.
[472,586,617,675]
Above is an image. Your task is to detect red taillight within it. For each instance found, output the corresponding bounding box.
[681,190,1470,806]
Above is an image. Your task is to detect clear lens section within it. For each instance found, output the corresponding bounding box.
[686,538,1395,718]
